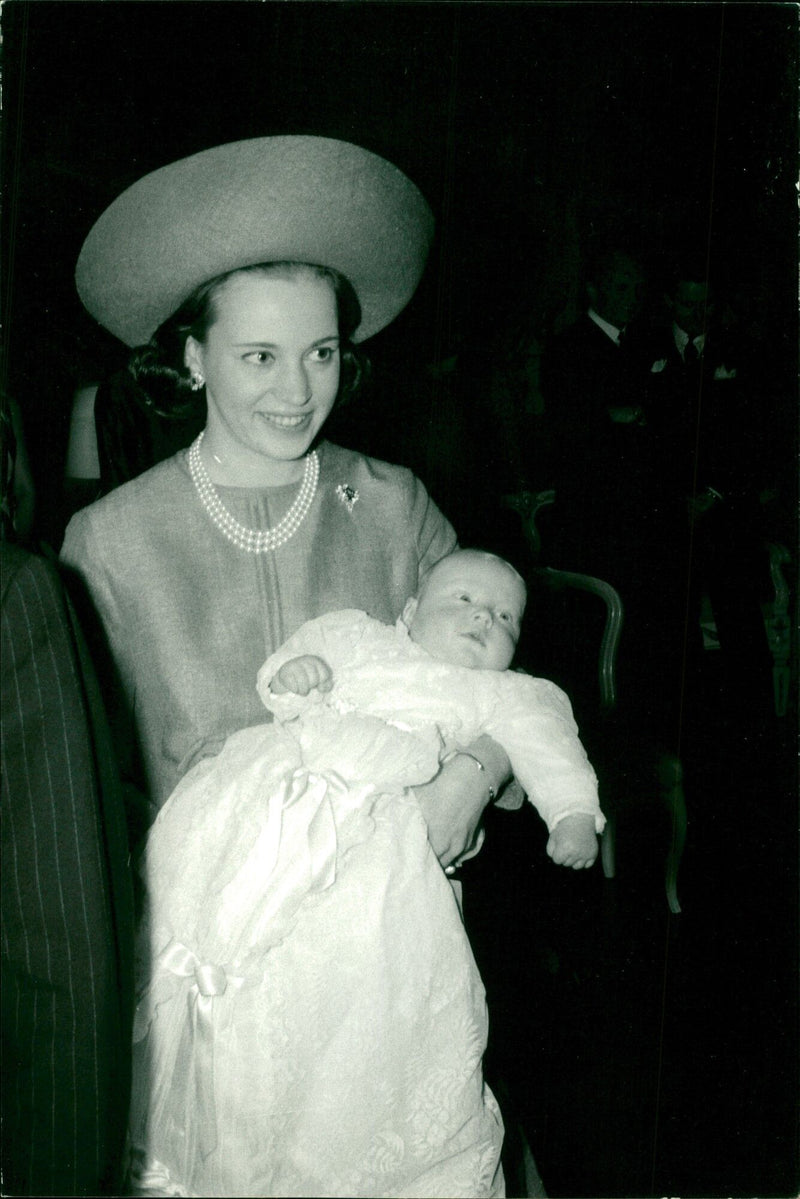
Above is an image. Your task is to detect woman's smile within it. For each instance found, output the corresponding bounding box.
[257,411,312,429]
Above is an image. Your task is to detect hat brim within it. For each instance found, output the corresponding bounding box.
[75,136,434,346]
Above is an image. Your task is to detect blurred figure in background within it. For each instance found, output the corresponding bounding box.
[539,244,649,438]
[644,254,784,724]
[535,245,688,739]
[537,244,657,576]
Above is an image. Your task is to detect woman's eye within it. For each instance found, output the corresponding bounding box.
[310,346,337,363]
[243,351,274,365]
[458,593,471,603]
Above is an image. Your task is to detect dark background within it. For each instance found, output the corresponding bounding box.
[3,1,797,540]
[3,3,798,1197]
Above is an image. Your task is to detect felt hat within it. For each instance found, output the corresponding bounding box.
[75,136,434,346]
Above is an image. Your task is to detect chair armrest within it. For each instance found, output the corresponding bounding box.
[532,567,624,710]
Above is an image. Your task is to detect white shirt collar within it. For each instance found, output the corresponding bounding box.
[673,322,705,358]
[587,308,624,345]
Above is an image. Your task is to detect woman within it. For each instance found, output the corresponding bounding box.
[61,137,514,1196]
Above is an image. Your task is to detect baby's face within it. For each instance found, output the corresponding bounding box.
[404,553,526,671]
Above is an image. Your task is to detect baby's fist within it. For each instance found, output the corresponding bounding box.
[547,813,598,870]
[271,655,333,696]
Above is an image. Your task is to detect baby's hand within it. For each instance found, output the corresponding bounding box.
[547,813,598,870]
[270,655,334,696]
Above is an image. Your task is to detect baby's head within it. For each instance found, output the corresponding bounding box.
[402,549,527,672]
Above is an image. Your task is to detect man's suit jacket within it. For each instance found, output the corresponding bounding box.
[641,324,780,515]
[1,542,134,1196]
[537,314,660,576]
[540,314,652,433]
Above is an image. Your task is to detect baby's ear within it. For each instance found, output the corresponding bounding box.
[401,597,418,628]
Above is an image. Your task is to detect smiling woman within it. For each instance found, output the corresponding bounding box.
[58,136,523,1198]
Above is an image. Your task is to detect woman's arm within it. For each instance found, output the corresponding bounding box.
[61,511,155,851]
[414,734,511,868]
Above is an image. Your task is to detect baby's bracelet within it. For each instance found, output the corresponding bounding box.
[442,750,497,804]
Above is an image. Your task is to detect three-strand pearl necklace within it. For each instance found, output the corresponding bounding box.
[188,431,319,553]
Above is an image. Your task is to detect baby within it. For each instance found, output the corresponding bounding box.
[130,549,603,1199]
[268,547,601,869]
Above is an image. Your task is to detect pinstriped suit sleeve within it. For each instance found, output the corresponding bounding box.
[1,544,134,1197]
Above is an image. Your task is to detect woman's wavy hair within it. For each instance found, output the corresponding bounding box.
[128,262,369,418]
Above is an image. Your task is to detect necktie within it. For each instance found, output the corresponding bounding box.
[684,340,700,365]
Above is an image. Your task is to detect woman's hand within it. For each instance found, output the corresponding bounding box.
[415,735,511,868]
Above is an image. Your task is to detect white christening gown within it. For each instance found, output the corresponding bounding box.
[129,707,504,1197]
[129,610,601,1198]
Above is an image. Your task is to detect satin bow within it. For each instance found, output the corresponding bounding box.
[135,940,245,1169]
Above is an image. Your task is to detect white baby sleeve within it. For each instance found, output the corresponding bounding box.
[484,673,605,834]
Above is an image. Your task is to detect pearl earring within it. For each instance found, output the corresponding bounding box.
[190,373,205,392]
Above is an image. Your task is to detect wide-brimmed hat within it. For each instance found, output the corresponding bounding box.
[75,136,434,346]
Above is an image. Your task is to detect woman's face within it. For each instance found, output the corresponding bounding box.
[185,269,341,480]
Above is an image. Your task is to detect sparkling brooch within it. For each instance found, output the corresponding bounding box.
[336,483,360,512]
